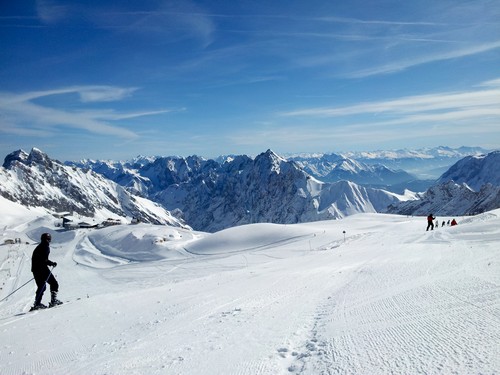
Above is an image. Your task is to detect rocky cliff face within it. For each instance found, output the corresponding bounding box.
[153,150,401,232]
[70,149,404,232]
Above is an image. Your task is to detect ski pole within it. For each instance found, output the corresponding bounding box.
[0,277,34,303]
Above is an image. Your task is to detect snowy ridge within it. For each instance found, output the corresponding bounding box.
[154,150,405,232]
[0,148,188,227]
[290,152,416,188]
[340,146,491,179]
[69,154,211,197]
[71,149,407,232]
[389,151,500,216]
[3,147,498,232]
[66,147,500,230]
[0,197,498,374]
[341,145,489,160]
[437,151,500,191]
[388,181,500,216]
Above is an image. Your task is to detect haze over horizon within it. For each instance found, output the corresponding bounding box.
[1,0,499,161]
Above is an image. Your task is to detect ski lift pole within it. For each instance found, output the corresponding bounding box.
[0,277,34,303]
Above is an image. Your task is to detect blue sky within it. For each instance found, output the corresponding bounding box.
[1,0,499,161]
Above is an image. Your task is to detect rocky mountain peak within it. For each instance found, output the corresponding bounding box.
[2,149,29,169]
[27,147,52,163]
[254,149,290,174]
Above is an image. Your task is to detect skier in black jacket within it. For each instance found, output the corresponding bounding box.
[31,233,62,309]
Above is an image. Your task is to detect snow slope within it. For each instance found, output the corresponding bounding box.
[0,198,499,375]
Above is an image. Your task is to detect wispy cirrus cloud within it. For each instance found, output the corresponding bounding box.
[34,0,216,47]
[280,78,500,118]
[264,78,500,150]
[345,41,500,78]
[267,2,500,79]
[36,0,70,24]
[0,86,174,139]
[3,86,138,105]
[315,15,445,27]
[225,113,499,153]
[479,78,500,87]
[78,86,138,103]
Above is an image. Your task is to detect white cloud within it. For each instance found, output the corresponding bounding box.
[36,0,69,24]
[316,15,444,27]
[4,86,137,104]
[261,78,500,150]
[0,86,173,139]
[479,78,500,88]
[345,41,500,78]
[91,109,184,120]
[280,83,500,119]
[77,86,138,102]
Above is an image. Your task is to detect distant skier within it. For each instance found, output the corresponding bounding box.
[31,233,62,310]
[426,214,435,231]
[450,219,458,226]
[442,221,446,227]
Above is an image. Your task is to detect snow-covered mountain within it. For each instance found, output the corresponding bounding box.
[12,146,496,232]
[289,153,416,190]
[340,146,490,179]
[387,181,500,216]
[0,148,188,227]
[69,155,211,198]
[388,151,500,216]
[436,151,500,191]
[342,145,489,160]
[70,150,407,232]
[74,158,153,197]
[177,151,409,231]
[69,147,499,232]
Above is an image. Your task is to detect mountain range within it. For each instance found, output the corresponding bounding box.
[387,151,500,217]
[0,148,187,228]
[0,146,498,232]
[289,153,416,189]
[69,149,406,232]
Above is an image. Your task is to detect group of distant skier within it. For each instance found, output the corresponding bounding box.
[426,214,457,231]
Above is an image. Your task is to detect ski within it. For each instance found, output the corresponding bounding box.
[16,297,82,316]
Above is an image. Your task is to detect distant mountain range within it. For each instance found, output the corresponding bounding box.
[0,146,498,232]
[288,153,425,193]
[387,151,500,217]
[287,146,489,180]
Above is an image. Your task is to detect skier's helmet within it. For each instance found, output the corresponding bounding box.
[41,233,52,242]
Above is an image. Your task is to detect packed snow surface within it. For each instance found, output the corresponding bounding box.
[0,196,499,375]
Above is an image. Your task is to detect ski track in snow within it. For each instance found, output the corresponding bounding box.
[0,212,499,374]
[280,229,500,375]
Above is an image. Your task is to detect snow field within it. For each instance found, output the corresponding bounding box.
[0,205,499,375]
